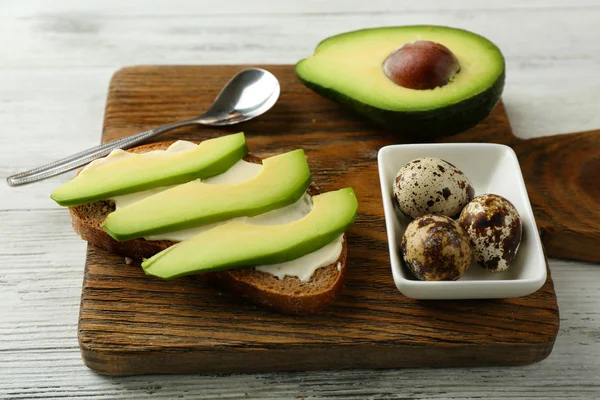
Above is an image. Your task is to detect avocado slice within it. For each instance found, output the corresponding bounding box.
[103,149,312,241]
[296,26,505,137]
[141,188,358,279]
[51,132,248,206]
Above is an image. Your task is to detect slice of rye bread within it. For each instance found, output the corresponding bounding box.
[69,141,348,314]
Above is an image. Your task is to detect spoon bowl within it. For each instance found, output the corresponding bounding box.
[201,68,280,126]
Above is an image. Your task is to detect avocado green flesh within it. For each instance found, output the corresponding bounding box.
[300,72,504,138]
[141,188,358,279]
[103,149,312,241]
[50,132,248,207]
[295,26,505,137]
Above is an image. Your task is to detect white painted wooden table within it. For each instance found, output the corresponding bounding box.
[1,1,599,398]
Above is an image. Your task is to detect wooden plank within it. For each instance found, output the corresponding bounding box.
[7,0,599,18]
[77,65,560,375]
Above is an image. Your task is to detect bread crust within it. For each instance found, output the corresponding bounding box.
[68,141,348,314]
[211,240,347,314]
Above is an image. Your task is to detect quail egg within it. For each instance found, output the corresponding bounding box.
[393,157,475,219]
[401,215,472,281]
[459,194,522,272]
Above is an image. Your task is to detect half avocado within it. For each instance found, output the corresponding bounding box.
[296,26,505,138]
[141,188,358,279]
[103,149,312,241]
[51,133,248,206]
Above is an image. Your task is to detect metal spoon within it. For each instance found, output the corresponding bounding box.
[6,68,280,187]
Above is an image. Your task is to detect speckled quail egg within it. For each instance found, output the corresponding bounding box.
[393,157,475,219]
[401,215,472,281]
[459,194,522,272]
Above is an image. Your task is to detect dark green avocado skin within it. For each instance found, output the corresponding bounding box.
[296,68,505,139]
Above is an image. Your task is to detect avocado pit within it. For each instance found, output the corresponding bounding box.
[383,40,460,90]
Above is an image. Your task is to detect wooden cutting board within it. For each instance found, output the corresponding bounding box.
[79,65,571,375]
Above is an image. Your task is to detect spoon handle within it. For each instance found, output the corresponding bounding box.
[6,119,194,187]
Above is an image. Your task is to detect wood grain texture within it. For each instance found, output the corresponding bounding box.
[513,132,600,263]
[77,65,559,375]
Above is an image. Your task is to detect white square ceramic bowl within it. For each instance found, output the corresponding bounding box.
[378,143,546,300]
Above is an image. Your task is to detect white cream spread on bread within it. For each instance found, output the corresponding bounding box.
[81,141,198,209]
[255,235,344,282]
[82,140,198,172]
[83,140,344,281]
